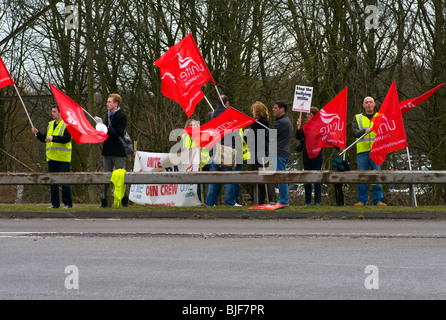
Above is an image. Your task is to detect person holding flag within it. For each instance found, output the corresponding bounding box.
[205,95,244,207]
[31,105,73,209]
[296,106,323,206]
[351,96,386,207]
[298,87,348,206]
[101,93,129,208]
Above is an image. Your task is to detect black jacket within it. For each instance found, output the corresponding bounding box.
[295,127,308,153]
[102,109,127,157]
[249,117,270,160]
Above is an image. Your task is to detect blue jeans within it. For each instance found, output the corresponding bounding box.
[273,157,289,205]
[233,163,242,204]
[205,161,237,206]
[356,151,383,205]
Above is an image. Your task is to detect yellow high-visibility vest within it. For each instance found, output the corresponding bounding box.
[239,129,251,161]
[46,120,72,162]
[355,113,376,153]
[181,133,210,167]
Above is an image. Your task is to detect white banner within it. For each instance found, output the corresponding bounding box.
[292,85,313,113]
[129,150,202,207]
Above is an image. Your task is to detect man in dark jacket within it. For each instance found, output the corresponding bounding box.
[271,100,292,205]
[101,93,128,207]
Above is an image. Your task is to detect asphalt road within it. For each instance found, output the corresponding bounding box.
[1,219,445,301]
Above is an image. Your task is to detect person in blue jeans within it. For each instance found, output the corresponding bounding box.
[352,97,386,206]
[356,151,384,205]
[205,162,238,206]
[205,95,242,207]
[271,101,292,205]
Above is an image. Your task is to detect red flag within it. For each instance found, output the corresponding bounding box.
[184,107,255,149]
[0,56,14,89]
[400,83,444,115]
[302,87,348,159]
[370,82,408,166]
[154,33,215,118]
[50,84,108,144]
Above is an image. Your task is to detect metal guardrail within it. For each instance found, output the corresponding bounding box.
[0,171,445,185]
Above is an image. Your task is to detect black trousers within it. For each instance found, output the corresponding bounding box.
[251,162,273,204]
[48,160,72,207]
[302,152,323,205]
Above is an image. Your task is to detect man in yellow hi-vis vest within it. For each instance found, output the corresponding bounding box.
[351,97,386,207]
[32,106,73,209]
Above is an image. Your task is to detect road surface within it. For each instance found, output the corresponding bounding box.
[1,219,445,301]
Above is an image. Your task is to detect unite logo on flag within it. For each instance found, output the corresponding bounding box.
[319,109,344,138]
[372,114,396,136]
[183,107,255,149]
[303,87,348,159]
[154,33,215,118]
[161,53,207,88]
[50,83,108,144]
[369,82,408,166]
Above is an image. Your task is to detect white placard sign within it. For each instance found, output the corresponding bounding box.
[292,85,313,112]
[129,150,201,207]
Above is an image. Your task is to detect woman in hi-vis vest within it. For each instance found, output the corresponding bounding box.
[181,119,209,204]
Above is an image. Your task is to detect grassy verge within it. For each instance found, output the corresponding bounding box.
[0,203,445,213]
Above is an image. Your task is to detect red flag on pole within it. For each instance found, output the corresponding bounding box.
[370,82,408,166]
[50,84,108,144]
[400,83,444,115]
[302,87,348,159]
[154,33,215,118]
[0,56,14,89]
[184,107,255,149]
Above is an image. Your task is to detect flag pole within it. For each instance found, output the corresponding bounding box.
[13,84,34,129]
[215,86,268,131]
[255,120,270,131]
[204,95,214,111]
[82,107,98,123]
[214,85,226,108]
[339,132,367,156]
[199,148,205,206]
[262,157,269,204]
[406,147,417,207]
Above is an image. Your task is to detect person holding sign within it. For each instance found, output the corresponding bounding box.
[296,107,323,206]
